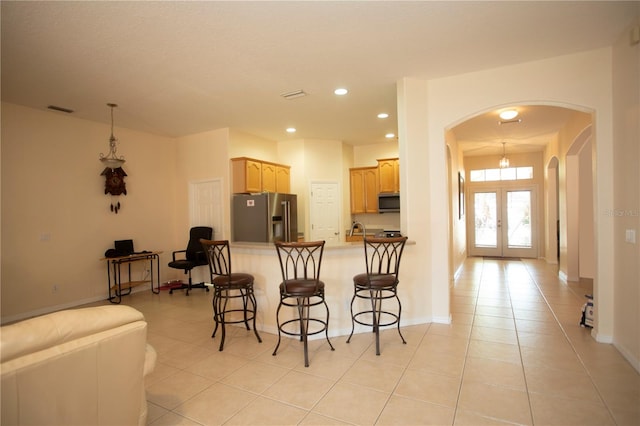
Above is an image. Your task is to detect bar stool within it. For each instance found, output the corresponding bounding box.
[347,236,408,355]
[200,239,262,351]
[273,240,334,367]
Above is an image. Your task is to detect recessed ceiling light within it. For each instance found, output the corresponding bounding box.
[334,88,348,96]
[385,133,395,139]
[499,109,518,120]
[286,127,296,133]
[377,113,389,119]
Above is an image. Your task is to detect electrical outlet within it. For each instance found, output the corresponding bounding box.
[52,284,59,293]
[625,229,636,244]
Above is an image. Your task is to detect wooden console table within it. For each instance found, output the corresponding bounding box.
[101,251,162,304]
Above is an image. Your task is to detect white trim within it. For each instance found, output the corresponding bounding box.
[591,328,613,344]
[558,270,568,282]
[614,342,640,374]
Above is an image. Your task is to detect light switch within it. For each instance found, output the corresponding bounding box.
[625,229,636,244]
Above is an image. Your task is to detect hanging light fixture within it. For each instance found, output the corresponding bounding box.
[99,103,125,169]
[499,142,510,168]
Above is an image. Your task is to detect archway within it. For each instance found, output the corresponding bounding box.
[446,104,594,277]
[564,125,595,281]
[546,156,560,263]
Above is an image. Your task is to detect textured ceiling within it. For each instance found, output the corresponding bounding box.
[1,1,637,148]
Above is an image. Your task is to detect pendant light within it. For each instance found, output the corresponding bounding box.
[499,142,510,168]
[99,103,125,169]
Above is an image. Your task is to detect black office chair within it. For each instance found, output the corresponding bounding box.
[273,240,334,367]
[168,226,213,295]
[347,236,408,355]
[200,239,262,351]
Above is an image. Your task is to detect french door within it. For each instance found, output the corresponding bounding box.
[468,186,537,258]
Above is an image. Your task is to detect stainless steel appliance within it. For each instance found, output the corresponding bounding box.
[233,193,298,243]
[378,193,400,213]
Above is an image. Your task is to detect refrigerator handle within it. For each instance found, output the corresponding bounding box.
[282,200,291,242]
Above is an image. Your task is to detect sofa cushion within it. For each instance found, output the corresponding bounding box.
[1,305,144,363]
[0,305,152,426]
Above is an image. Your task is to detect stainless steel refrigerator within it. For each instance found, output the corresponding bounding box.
[233,193,298,242]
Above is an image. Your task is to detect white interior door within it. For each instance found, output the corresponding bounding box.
[309,181,341,244]
[469,186,537,258]
[189,179,223,239]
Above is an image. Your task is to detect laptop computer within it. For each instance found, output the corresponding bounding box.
[114,239,134,257]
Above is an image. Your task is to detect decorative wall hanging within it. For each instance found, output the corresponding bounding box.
[101,167,127,213]
[99,103,127,213]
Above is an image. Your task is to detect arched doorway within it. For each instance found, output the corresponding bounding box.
[546,156,560,263]
[563,125,595,282]
[446,104,594,273]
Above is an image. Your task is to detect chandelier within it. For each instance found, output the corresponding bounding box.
[99,103,125,169]
[499,142,510,168]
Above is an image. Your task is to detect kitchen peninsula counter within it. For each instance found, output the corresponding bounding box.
[230,240,415,251]
[227,239,424,341]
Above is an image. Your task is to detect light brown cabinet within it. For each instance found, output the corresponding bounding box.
[275,165,291,193]
[261,162,277,192]
[231,157,290,193]
[377,158,400,193]
[350,167,378,214]
[232,158,262,193]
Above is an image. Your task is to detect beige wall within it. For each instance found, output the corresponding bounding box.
[548,112,593,282]
[352,143,398,167]
[445,130,467,279]
[611,16,640,371]
[1,103,178,321]
[175,128,230,243]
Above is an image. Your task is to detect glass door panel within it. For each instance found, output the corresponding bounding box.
[469,187,537,258]
[469,190,501,257]
[506,190,532,248]
[474,192,498,248]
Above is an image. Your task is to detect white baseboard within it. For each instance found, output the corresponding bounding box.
[592,328,614,344]
[558,270,568,282]
[614,341,640,374]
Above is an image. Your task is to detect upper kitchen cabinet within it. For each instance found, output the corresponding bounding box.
[377,158,400,193]
[350,167,378,214]
[275,165,290,193]
[231,157,290,193]
[261,162,276,192]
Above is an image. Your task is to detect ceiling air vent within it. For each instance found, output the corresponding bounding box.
[47,105,74,113]
[498,118,522,125]
[280,89,307,100]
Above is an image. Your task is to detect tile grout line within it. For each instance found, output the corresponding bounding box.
[450,257,482,425]
[508,259,537,425]
[371,322,432,425]
[520,259,617,424]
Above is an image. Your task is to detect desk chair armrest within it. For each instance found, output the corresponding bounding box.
[172,249,187,262]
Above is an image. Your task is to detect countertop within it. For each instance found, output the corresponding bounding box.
[230,239,414,252]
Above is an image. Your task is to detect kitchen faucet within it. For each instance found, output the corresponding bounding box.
[349,221,366,237]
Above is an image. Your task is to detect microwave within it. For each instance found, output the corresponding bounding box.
[378,193,400,213]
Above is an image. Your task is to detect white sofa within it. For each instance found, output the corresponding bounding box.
[1,305,156,426]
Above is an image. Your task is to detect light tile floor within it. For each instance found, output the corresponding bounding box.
[105,257,639,425]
